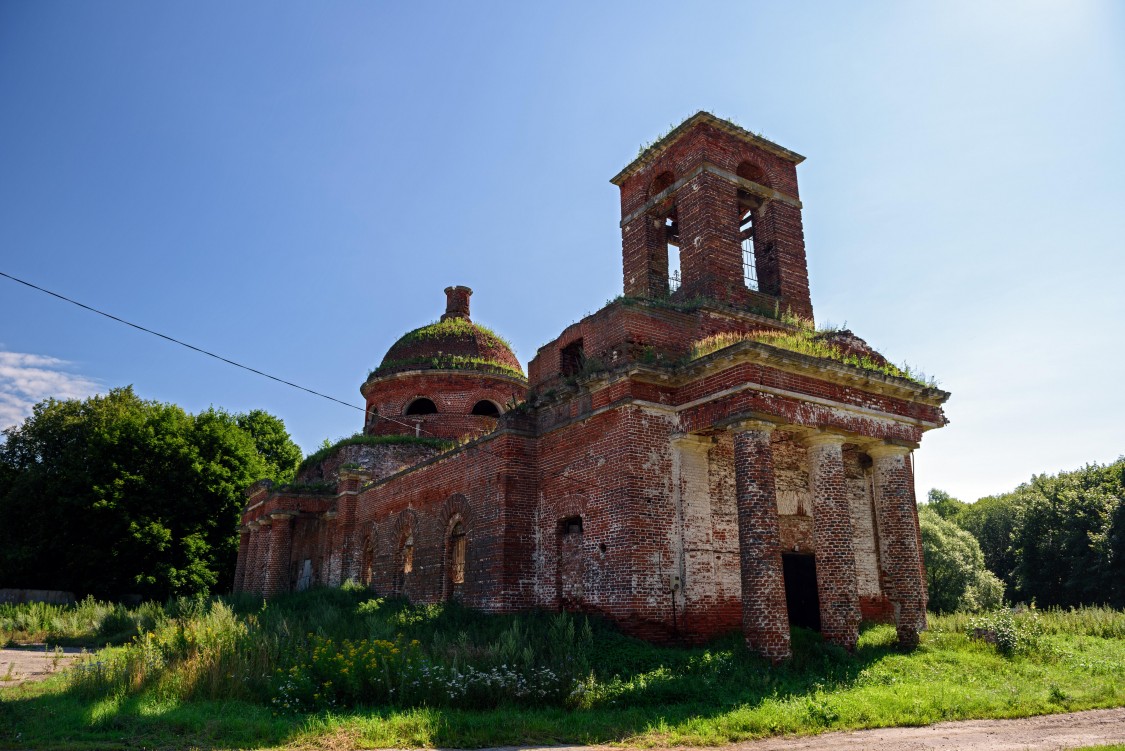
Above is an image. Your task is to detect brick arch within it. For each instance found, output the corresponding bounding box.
[553,493,587,524]
[392,509,418,545]
[439,493,473,531]
[439,494,472,601]
[736,157,772,188]
[392,509,419,597]
[649,169,675,197]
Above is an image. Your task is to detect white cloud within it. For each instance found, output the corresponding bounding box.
[0,351,102,431]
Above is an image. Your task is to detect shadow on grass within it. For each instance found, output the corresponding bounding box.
[0,623,906,750]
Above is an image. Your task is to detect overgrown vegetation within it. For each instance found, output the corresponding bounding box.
[613,293,786,322]
[371,355,525,380]
[1,597,166,648]
[386,318,514,354]
[919,504,1005,614]
[0,388,303,601]
[297,433,453,475]
[689,321,937,387]
[929,457,1125,609]
[2,591,1124,749]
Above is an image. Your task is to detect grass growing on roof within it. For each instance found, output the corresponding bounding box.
[691,322,938,387]
[297,433,453,475]
[2,593,1124,749]
[389,318,514,353]
[371,355,525,380]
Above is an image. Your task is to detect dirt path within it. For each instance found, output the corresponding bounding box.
[505,708,1125,751]
[0,645,82,687]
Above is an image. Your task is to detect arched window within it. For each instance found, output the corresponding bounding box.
[557,516,584,610]
[405,397,437,415]
[448,521,466,588]
[736,161,767,292]
[649,171,679,295]
[367,405,378,425]
[361,535,374,586]
[403,534,414,575]
[471,400,500,417]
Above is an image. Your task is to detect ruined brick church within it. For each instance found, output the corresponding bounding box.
[234,112,949,659]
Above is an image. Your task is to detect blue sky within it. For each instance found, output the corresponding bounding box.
[1,1,1122,503]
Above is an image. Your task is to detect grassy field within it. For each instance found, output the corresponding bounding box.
[1,589,1123,750]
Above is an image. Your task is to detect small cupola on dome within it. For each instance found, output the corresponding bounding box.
[370,287,525,379]
[441,286,472,321]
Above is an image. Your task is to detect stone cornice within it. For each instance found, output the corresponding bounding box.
[632,339,949,407]
[361,367,527,397]
[611,111,805,186]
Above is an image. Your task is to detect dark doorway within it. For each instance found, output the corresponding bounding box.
[782,553,821,631]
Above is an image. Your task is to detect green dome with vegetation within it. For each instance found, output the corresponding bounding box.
[372,317,525,380]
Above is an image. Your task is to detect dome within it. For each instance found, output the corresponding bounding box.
[371,287,524,380]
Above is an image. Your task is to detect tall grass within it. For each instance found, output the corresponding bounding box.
[690,328,936,386]
[2,593,1125,748]
[0,596,165,647]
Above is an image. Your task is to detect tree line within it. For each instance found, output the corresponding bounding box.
[0,387,301,601]
[921,458,1125,613]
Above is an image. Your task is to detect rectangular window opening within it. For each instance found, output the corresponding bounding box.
[666,216,681,293]
[560,340,585,376]
[740,210,759,291]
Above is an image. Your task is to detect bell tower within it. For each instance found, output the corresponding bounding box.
[611,112,814,321]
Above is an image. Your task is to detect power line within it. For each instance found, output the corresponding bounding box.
[0,270,365,413]
[1,269,607,495]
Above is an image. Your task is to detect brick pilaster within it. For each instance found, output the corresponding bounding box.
[622,212,672,299]
[335,469,369,585]
[677,170,743,304]
[233,528,250,594]
[870,442,926,648]
[263,513,294,598]
[732,420,790,662]
[251,518,271,594]
[804,433,861,650]
[322,510,339,586]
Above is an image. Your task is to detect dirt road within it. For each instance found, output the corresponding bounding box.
[502,709,1125,751]
[0,645,82,687]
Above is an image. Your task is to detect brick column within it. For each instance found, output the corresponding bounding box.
[335,469,369,585]
[252,518,271,594]
[233,527,250,594]
[322,510,339,586]
[870,442,926,648]
[732,420,790,662]
[263,513,294,598]
[243,521,262,594]
[804,433,861,650]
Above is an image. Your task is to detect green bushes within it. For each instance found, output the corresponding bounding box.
[297,433,453,475]
[56,589,593,712]
[1,596,165,647]
[4,591,1125,749]
[919,506,1005,613]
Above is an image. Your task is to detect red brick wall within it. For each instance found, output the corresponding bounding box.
[362,370,526,441]
[615,118,812,319]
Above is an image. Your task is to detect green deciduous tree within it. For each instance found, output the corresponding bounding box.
[0,387,301,600]
[954,459,1125,608]
[1011,461,1123,608]
[925,488,967,521]
[919,506,1005,613]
